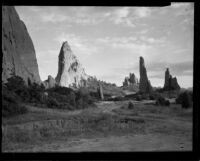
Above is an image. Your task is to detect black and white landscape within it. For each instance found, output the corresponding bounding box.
[2,4,193,152]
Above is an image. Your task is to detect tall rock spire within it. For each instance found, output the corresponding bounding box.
[139,56,152,93]
[55,41,88,87]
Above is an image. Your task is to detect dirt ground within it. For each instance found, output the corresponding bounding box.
[2,100,192,152]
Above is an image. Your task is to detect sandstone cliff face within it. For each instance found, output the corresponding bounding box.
[163,68,180,90]
[55,41,88,87]
[139,57,152,93]
[2,6,41,84]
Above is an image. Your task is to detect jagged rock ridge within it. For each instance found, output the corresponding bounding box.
[2,6,41,84]
[163,68,180,90]
[55,41,88,87]
[139,56,152,93]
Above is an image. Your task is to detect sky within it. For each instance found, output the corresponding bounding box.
[15,3,194,88]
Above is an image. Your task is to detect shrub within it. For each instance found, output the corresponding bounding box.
[136,95,142,101]
[181,92,191,108]
[28,83,45,103]
[46,97,59,108]
[156,96,166,106]
[5,76,26,92]
[48,86,73,96]
[128,102,134,109]
[5,76,30,102]
[76,87,94,108]
[2,85,28,117]
[165,100,170,106]
[176,91,192,108]
[141,94,149,100]
[149,95,155,100]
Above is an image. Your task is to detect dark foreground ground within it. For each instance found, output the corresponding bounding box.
[2,100,192,152]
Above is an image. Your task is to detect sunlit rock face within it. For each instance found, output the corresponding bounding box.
[2,6,41,84]
[139,56,152,93]
[55,41,88,87]
[163,68,180,90]
[43,75,57,89]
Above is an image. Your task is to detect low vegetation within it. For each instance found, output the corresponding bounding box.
[176,91,193,108]
[2,76,97,117]
[2,85,28,117]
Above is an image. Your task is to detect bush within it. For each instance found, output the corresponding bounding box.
[176,91,192,108]
[28,83,45,103]
[128,102,134,109]
[141,94,149,100]
[2,85,28,117]
[149,95,155,100]
[181,92,191,108]
[136,95,142,101]
[156,96,167,106]
[5,76,30,102]
[48,86,73,96]
[46,97,59,108]
[76,87,94,108]
[165,100,170,106]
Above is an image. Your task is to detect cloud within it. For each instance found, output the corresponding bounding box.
[170,2,192,8]
[147,60,193,78]
[55,33,97,57]
[134,7,151,18]
[41,13,68,23]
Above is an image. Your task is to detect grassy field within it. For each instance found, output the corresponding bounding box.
[2,100,192,152]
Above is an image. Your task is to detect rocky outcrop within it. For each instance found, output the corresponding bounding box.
[163,68,180,90]
[122,73,139,91]
[123,73,138,86]
[139,57,152,93]
[55,41,88,87]
[98,83,104,100]
[43,75,57,89]
[2,6,41,84]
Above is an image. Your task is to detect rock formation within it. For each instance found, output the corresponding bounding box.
[2,6,41,84]
[55,41,88,87]
[123,73,138,86]
[163,68,180,90]
[98,83,104,100]
[139,56,152,93]
[43,75,57,89]
[122,73,139,91]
